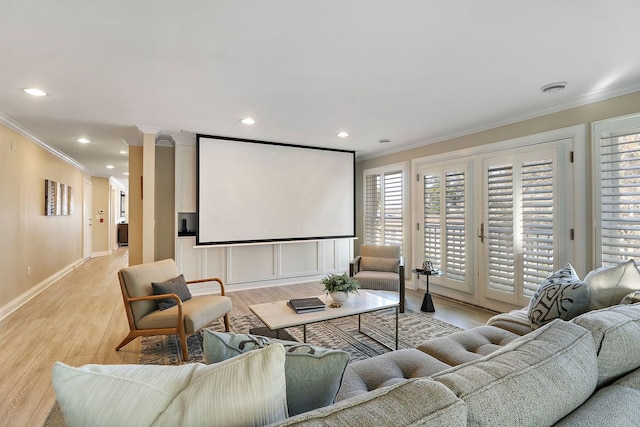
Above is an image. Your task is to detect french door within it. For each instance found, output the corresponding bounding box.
[416,136,576,309]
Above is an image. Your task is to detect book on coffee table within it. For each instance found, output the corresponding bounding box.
[287,297,326,313]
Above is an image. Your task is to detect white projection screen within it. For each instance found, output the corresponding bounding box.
[197,135,355,245]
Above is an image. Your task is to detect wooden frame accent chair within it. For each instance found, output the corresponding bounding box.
[349,244,405,312]
[116,259,232,361]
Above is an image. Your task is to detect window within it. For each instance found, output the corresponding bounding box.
[420,163,469,288]
[594,114,640,266]
[363,166,405,251]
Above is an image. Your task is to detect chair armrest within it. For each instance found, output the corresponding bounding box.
[187,277,226,296]
[349,256,362,277]
[127,294,184,321]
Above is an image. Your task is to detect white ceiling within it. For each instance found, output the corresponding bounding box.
[2,1,640,181]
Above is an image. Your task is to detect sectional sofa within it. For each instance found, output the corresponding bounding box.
[49,261,640,426]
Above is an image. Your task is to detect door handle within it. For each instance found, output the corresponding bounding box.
[477,223,486,243]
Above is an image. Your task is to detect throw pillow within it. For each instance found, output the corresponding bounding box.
[152,274,192,310]
[360,256,399,272]
[52,344,287,427]
[584,259,640,310]
[528,263,589,329]
[621,291,640,305]
[202,330,350,416]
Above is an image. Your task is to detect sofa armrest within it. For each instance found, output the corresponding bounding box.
[349,256,361,277]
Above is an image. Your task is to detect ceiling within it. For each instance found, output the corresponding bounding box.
[2,1,640,184]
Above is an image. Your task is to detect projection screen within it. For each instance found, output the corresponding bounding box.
[197,135,355,246]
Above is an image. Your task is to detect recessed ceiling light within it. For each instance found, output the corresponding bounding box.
[337,131,349,138]
[540,81,568,93]
[23,88,47,97]
[123,172,130,176]
[106,165,114,169]
[119,150,127,154]
[240,117,255,125]
[77,138,91,144]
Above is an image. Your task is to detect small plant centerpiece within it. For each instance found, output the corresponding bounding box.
[322,273,360,302]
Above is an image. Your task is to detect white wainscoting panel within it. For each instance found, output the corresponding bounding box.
[228,244,277,284]
[279,241,321,277]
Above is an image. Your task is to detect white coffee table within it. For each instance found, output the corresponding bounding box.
[249,290,399,350]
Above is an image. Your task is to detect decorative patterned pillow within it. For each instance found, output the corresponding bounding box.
[528,264,590,329]
[584,259,640,310]
[360,256,399,272]
[151,274,192,310]
[52,344,287,427]
[202,330,350,416]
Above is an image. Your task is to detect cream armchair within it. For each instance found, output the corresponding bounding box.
[116,259,232,361]
[350,244,405,312]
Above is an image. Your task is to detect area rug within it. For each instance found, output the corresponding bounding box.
[139,309,463,365]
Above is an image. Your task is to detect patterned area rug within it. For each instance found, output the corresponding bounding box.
[139,309,463,365]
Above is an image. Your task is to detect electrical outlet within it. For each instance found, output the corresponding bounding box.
[27,266,31,276]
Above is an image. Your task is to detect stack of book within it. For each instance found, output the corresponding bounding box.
[287,297,326,313]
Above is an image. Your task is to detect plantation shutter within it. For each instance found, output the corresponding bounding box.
[383,171,403,247]
[486,164,515,293]
[483,150,558,305]
[363,169,404,250]
[364,174,381,245]
[445,171,466,282]
[422,164,468,285]
[598,130,640,266]
[521,159,555,296]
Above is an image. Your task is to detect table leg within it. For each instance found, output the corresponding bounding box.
[421,274,436,312]
[303,324,307,342]
[395,306,398,350]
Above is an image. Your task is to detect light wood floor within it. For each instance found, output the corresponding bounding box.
[0,247,496,427]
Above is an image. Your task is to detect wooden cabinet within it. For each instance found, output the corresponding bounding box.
[117,223,128,246]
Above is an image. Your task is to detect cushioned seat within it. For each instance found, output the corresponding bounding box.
[336,349,451,401]
[417,325,520,366]
[116,259,232,361]
[350,244,405,312]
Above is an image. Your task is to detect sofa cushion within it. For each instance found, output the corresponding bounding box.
[417,325,520,366]
[360,256,399,272]
[584,258,640,310]
[528,263,589,329]
[270,378,467,427]
[485,307,533,335]
[571,302,640,387]
[431,320,598,427]
[555,368,640,427]
[336,348,451,401]
[152,274,192,310]
[52,344,288,427]
[202,330,349,416]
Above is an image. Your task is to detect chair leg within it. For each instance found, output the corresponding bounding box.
[178,331,189,361]
[223,313,231,332]
[116,333,137,351]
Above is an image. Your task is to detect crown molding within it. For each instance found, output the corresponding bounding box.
[136,125,161,138]
[156,138,174,147]
[357,83,640,162]
[0,112,93,175]
[123,138,141,147]
[170,132,196,146]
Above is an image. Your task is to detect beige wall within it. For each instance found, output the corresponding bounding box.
[128,145,143,266]
[0,123,88,308]
[355,91,640,262]
[91,177,110,254]
[155,146,175,261]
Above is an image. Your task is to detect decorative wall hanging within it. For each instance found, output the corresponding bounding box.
[45,179,74,216]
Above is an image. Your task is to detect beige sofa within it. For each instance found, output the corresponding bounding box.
[274,302,640,426]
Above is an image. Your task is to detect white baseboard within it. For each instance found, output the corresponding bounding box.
[0,257,86,323]
[91,250,112,258]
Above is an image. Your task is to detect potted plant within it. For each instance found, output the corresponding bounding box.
[322,273,360,302]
